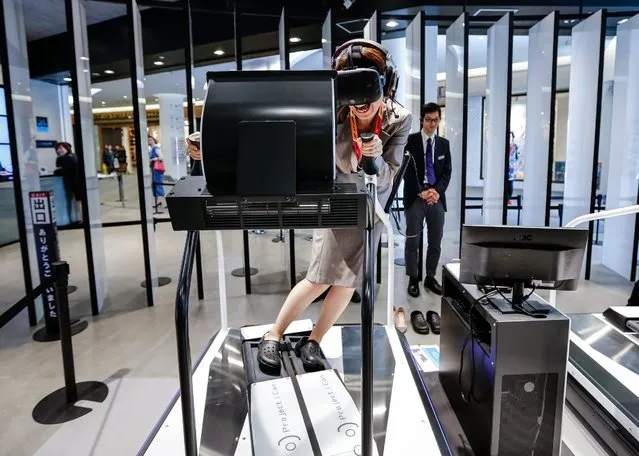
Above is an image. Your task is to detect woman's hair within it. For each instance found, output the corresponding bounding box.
[333,46,387,74]
[54,142,72,154]
[148,136,157,144]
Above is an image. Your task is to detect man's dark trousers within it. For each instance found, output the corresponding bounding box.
[405,197,445,279]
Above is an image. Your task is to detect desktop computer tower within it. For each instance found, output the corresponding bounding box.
[439,273,570,456]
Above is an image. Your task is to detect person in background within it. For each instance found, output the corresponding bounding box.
[148,136,165,207]
[102,144,115,173]
[628,281,639,306]
[402,102,451,335]
[507,131,519,201]
[54,141,82,224]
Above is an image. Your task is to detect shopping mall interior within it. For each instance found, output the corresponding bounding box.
[1,1,639,455]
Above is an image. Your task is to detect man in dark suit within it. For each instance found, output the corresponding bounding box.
[403,103,451,333]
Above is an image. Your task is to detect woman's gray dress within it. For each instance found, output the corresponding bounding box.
[306,103,412,288]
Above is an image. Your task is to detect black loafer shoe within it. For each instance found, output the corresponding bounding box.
[424,277,443,296]
[426,311,441,335]
[351,290,361,303]
[407,277,420,298]
[257,335,281,374]
[410,311,430,334]
[295,337,325,372]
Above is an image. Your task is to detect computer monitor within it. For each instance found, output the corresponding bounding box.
[459,225,589,314]
[200,70,336,198]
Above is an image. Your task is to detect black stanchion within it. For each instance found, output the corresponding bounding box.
[32,261,108,425]
[272,229,285,243]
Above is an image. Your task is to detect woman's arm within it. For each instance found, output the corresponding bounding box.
[375,111,413,196]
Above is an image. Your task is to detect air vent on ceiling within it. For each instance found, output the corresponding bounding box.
[336,19,369,35]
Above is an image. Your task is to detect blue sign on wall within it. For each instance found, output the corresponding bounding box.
[36,116,49,133]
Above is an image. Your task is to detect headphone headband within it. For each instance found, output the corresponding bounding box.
[331,38,399,100]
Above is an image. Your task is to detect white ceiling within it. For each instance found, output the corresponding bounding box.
[23,0,177,41]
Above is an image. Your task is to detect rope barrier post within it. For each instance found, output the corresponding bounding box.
[32,261,108,424]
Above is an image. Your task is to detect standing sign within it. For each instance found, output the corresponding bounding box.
[29,191,61,334]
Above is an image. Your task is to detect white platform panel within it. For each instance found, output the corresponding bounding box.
[482,14,511,225]
[445,14,467,237]
[424,26,438,104]
[562,11,604,227]
[522,13,557,227]
[406,13,422,133]
[363,11,379,41]
[602,14,639,279]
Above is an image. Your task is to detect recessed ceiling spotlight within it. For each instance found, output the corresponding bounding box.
[618,18,629,25]
[158,55,165,60]
[321,38,327,43]
[386,20,398,28]
[101,101,106,105]
[63,77,72,82]
[104,69,114,74]
[289,36,302,43]
[92,72,100,76]
[123,95,128,99]
[214,49,225,56]
[153,61,164,66]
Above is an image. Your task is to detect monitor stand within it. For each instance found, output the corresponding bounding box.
[489,281,550,316]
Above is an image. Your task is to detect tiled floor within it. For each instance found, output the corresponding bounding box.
[0,175,634,456]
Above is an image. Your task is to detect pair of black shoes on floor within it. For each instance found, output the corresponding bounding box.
[257,334,325,374]
[407,276,442,298]
[410,310,440,335]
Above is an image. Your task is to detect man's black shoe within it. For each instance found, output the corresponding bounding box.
[295,337,325,372]
[410,311,430,334]
[426,311,441,335]
[424,277,442,295]
[407,277,420,298]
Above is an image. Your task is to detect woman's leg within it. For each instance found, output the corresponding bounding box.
[309,285,355,342]
[265,279,330,341]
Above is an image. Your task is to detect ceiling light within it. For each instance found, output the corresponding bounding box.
[158,55,165,60]
[321,38,327,43]
[104,70,114,75]
[92,72,100,77]
[63,77,72,82]
[153,61,164,66]
[214,49,225,56]
[618,18,629,25]
[101,101,106,105]
[289,37,301,43]
[123,95,128,99]
[386,20,398,28]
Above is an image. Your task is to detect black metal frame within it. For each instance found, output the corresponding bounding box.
[501,12,514,225]
[545,12,561,227]
[126,0,155,307]
[182,0,205,301]
[65,0,100,315]
[0,4,37,327]
[585,9,607,280]
[175,230,199,455]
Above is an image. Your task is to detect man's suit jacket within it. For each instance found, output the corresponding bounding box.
[403,132,452,211]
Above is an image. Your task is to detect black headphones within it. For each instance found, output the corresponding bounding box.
[332,38,399,100]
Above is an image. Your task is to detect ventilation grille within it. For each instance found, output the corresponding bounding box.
[201,197,360,230]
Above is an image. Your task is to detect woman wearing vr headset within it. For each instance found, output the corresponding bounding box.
[253,39,412,373]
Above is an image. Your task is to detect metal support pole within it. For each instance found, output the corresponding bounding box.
[54,261,77,403]
[376,241,382,284]
[289,229,296,289]
[175,231,198,456]
[243,230,252,294]
[362,169,377,456]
